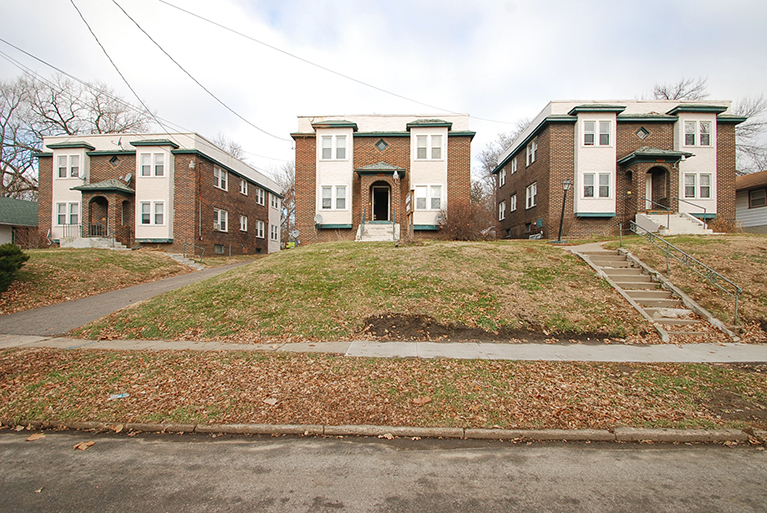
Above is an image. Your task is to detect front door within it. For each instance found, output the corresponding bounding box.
[372,185,390,221]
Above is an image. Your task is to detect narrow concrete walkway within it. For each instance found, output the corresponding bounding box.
[0,262,249,336]
[2,335,766,363]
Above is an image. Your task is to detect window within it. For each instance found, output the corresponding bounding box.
[240,215,248,232]
[320,135,348,160]
[141,202,151,224]
[139,201,164,225]
[68,203,79,225]
[69,155,80,178]
[321,186,347,210]
[684,173,712,199]
[239,179,248,195]
[140,153,163,177]
[526,182,537,209]
[214,244,224,255]
[214,167,228,190]
[510,194,517,212]
[699,174,711,198]
[414,185,442,210]
[584,121,595,146]
[498,201,506,221]
[255,220,265,238]
[584,173,610,198]
[57,155,80,178]
[57,156,67,178]
[599,173,610,198]
[599,121,610,146]
[271,194,279,209]
[526,139,537,166]
[684,174,696,198]
[214,208,228,232]
[141,154,151,176]
[56,203,66,225]
[154,203,164,225]
[684,121,713,146]
[270,224,279,241]
[153,153,164,176]
[256,187,265,205]
[499,168,506,188]
[415,134,443,160]
[750,189,767,208]
[510,158,517,174]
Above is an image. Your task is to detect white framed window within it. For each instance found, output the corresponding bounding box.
[57,156,67,178]
[584,121,610,146]
[583,174,595,197]
[510,158,517,174]
[239,179,248,195]
[139,153,164,177]
[256,187,265,205]
[56,203,67,225]
[214,208,228,232]
[140,154,151,176]
[270,224,278,241]
[599,121,610,146]
[583,173,610,198]
[240,215,248,232]
[499,168,506,188]
[214,167,228,190]
[749,189,766,208]
[139,201,164,225]
[684,174,696,198]
[415,134,443,160]
[154,202,164,225]
[153,153,164,176]
[685,173,712,199]
[320,185,347,210]
[69,202,79,225]
[526,139,537,166]
[414,184,442,210]
[271,193,279,209]
[599,173,610,198]
[526,182,537,209]
[320,135,348,160]
[56,203,78,225]
[499,201,506,221]
[510,194,517,212]
[699,174,711,198]
[255,219,265,238]
[141,202,151,225]
[684,121,713,147]
[56,155,80,178]
[584,121,595,146]
[69,155,80,177]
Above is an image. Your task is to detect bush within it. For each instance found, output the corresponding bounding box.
[437,202,495,241]
[0,243,30,293]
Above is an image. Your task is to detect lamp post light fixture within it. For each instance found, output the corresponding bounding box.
[556,178,572,243]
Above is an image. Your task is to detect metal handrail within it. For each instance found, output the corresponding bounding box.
[183,242,206,263]
[639,197,670,230]
[626,220,742,323]
[673,197,708,229]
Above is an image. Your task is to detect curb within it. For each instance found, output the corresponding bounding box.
[2,419,764,444]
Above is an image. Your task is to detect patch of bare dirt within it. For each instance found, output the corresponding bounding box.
[704,388,767,424]
[361,313,635,344]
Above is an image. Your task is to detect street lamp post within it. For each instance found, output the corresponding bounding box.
[556,179,572,243]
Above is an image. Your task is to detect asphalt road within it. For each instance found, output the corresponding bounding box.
[1,431,765,512]
[0,262,248,336]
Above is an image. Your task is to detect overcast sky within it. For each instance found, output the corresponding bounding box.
[2,0,766,176]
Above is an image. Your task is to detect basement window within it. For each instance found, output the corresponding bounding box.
[214,244,224,255]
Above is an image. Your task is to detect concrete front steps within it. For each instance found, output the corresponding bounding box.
[635,212,714,235]
[60,237,128,250]
[574,247,724,342]
[165,253,206,271]
[355,222,400,242]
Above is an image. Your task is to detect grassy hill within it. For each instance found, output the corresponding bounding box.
[75,240,658,343]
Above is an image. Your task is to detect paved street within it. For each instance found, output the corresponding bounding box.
[1,431,765,512]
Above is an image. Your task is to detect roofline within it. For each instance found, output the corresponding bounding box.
[492,116,576,174]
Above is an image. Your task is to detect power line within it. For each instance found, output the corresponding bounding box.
[113,0,291,143]
[156,0,495,120]
[67,0,180,145]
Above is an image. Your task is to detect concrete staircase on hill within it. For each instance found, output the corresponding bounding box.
[355,222,400,242]
[60,237,129,250]
[572,246,733,342]
[635,212,714,236]
[165,253,206,271]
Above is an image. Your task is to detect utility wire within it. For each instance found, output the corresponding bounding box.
[67,0,180,145]
[113,0,291,142]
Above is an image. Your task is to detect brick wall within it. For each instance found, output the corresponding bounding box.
[37,156,52,243]
[716,122,737,222]
[447,135,472,209]
[293,134,320,244]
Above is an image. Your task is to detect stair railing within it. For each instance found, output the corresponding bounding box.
[627,220,742,324]
[673,197,708,230]
[639,197,670,230]
[183,242,206,263]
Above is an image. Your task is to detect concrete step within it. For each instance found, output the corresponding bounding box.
[614,282,659,290]
[626,290,673,300]
[635,298,682,308]
[611,275,653,283]
[654,318,701,326]
[602,268,643,276]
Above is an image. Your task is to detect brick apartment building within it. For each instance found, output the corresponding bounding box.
[37,133,282,255]
[291,114,474,244]
[493,100,745,239]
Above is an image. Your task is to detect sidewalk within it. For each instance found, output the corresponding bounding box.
[2,335,767,363]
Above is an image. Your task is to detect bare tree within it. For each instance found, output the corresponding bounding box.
[0,73,154,199]
[732,94,767,174]
[272,160,295,245]
[652,76,709,100]
[211,132,246,161]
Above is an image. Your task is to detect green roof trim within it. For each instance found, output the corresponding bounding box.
[414,224,440,231]
[355,162,406,176]
[492,116,576,174]
[448,131,476,139]
[135,238,174,244]
[46,142,96,151]
[617,146,694,166]
[130,139,180,149]
[86,150,136,156]
[666,105,729,115]
[311,120,359,131]
[406,119,453,130]
[0,197,38,226]
[354,132,409,138]
[71,179,135,195]
[568,105,626,115]
[617,115,678,123]
[717,115,748,124]
[34,152,53,158]
[171,149,283,199]
[691,213,717,220]
[318,224,353,229]
[575,212,617,218]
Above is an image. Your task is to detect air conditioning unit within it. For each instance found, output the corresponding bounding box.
[213,223,221,231]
